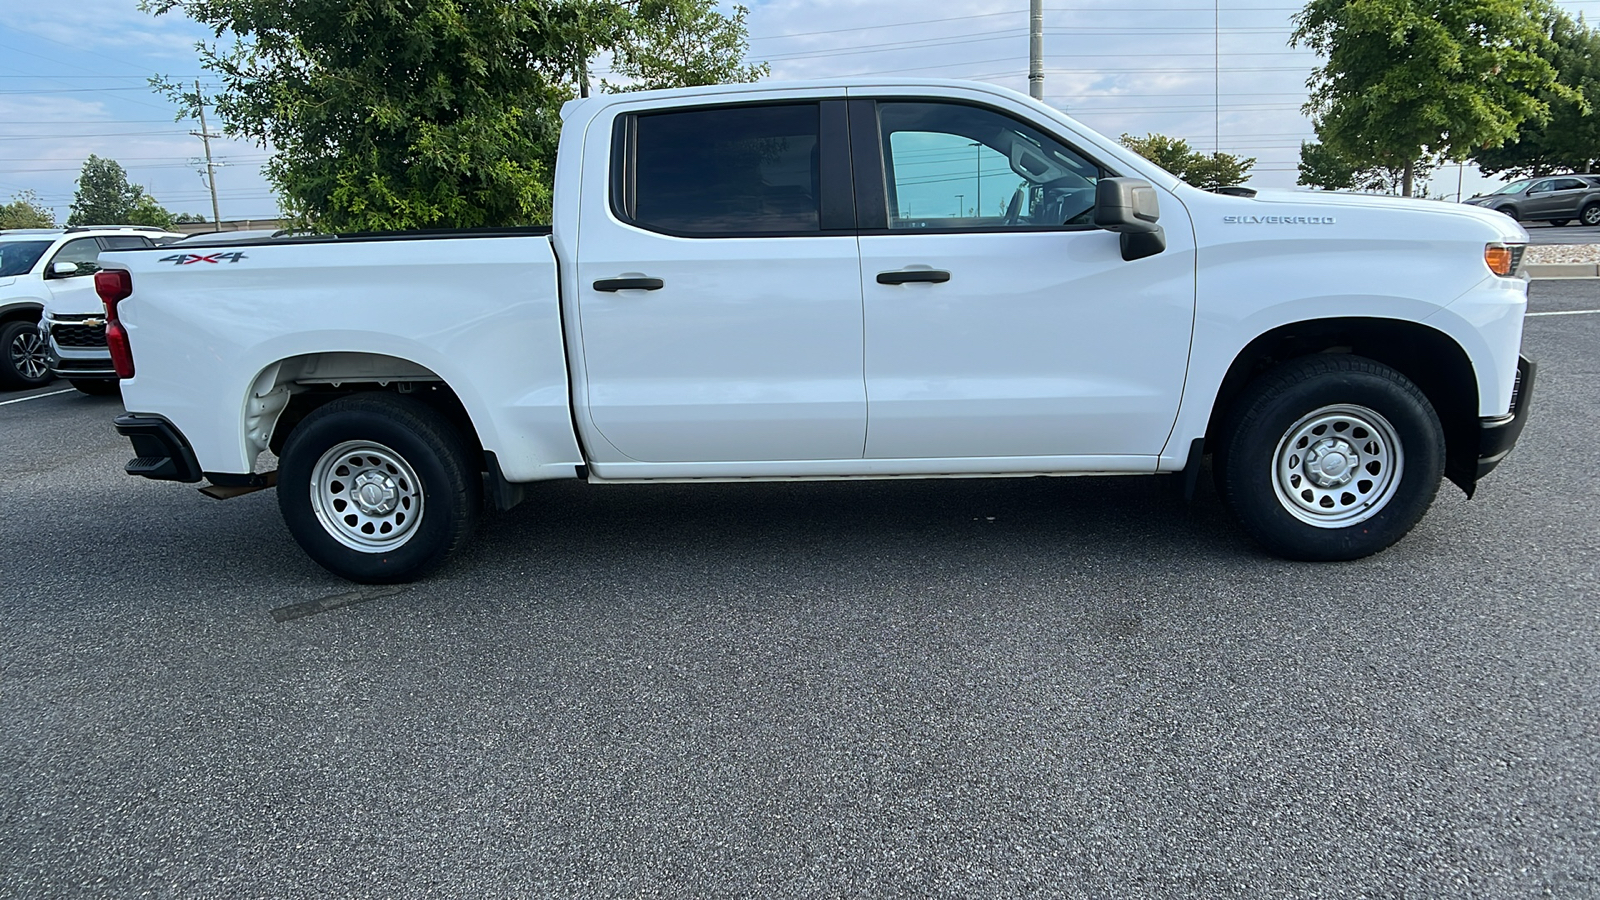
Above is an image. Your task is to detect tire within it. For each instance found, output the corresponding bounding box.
[1214,356,1444,561]
[1582,203,1600,227]
[278,392,480,583]
[1550,219,1570,227]
[68,378,120,396]
[1497,205,1521,221]
[0,319,52,389]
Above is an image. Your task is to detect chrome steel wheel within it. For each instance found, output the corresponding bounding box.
[1271,404,1403,528]
[9,329,48,382]
[309,440,425,551]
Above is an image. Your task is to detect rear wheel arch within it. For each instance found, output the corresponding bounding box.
[1205,318,1480,494]
[249,352,486,473]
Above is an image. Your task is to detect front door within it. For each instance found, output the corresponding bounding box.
[574,99,866,464]
[853,99,1196,463]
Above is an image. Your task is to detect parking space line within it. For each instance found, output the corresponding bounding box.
[1527,309,1600,317]
[0,388,75,407]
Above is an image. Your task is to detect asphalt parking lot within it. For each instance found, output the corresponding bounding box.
[2,282,1597,898]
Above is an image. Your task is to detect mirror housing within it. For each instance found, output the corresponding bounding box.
[1093,177,1166,261]
[49,261,81,277]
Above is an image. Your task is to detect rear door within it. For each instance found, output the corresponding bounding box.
[573,98,866,465]
[851,97,1196,463]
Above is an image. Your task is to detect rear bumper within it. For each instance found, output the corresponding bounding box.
[113,413,203,483]
[1474,355,1536,482]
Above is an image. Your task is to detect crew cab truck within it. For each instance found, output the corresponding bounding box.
[98,79,1535,584]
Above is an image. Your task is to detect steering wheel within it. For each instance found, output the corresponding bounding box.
[1003,187,1025,226]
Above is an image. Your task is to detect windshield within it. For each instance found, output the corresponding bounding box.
[0,240,52,277]
[1490,179,1533,196]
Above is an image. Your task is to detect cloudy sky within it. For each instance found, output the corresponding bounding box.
[3,0,1598,223]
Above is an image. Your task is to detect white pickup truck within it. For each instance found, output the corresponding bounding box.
[97,79,1535,583]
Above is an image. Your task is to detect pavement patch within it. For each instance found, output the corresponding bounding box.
[270,586,407,622]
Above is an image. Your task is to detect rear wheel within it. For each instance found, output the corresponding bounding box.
[278,392,481,583]
[0,320,52,389]
[1550,219,1570,227]
[1215,356,1444,561]
[68,378,119,396]
[1582,203,1600,227]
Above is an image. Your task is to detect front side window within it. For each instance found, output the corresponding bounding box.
[627,103,820,236]
[0,240,52,277]
[1528,179,1556,194]
[47,238,102,276]
[877,101,1103,230]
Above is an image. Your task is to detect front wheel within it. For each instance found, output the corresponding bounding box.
[0,320,52,389]
[1215,356,1444,561]
[278,393,481,583]
[1550,219,1571,227]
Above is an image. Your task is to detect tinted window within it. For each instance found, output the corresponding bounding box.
[49,237,102,275]
[877,102,1103,230]
[0,240,52,277]
[1553,178,1587,191]
[631,103,820,235]
[99,235,148,250]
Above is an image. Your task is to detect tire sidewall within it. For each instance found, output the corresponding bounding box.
[1225,367,1443,561]
[1,320,51,389]
[279,399,471,583]
[1583,203,1600,226]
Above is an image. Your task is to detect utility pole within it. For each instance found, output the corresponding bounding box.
[192,80,221,226]
[1029,0,1044,100]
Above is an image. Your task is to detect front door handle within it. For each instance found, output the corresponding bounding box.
[876,269,951,285]
[593,277,664,292]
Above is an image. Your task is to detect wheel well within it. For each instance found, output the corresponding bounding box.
[0,304,42,326]
[1206,318,1479,491]
[257,353,484,471]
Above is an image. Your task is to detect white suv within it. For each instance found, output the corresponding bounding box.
[0,226,184,392]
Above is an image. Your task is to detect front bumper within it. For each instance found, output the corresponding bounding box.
[1474,354,1536,483]
[114,414,203,483]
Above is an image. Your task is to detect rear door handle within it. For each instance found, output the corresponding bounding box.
[593,277,664,292]
[876,269,950,285]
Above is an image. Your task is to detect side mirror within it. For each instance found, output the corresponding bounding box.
[1093,177,1166,261]
[50,261,81,277]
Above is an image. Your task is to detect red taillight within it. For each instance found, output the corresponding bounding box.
[94,270,135,379]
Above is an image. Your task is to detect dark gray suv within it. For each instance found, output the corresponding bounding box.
[1463,174,1600,227]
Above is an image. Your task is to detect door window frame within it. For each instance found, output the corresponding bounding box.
[848,97,1120,235]
[608,99,856,239]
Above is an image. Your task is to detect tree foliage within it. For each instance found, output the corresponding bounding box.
[146,0,766,232]
[0,191,55,229]
[1292,0,1571,196]
[1118,133,1256,190]
[1297,139,1436,193]
[67,155,177,228]
[605,1,767,92]
[1471,10,1600,177]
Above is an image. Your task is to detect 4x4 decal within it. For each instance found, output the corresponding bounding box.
[159,252,248,265]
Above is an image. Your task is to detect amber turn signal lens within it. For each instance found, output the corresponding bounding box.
[1485,245,1514,276]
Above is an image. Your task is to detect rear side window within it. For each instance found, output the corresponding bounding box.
[99,236,149,250]
[1553,178,1587,191]
[625,103,821,236]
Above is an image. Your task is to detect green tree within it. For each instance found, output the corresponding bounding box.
[1298,139,1437,193]
[1119,133,1256,190]
[605,1,767,92]
[0,190,55,229]
[67,155,145,226]
[1292,0,1572,197]
[173,212,209,224]
[146,0,766,232]
[1472,10,1600,177]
